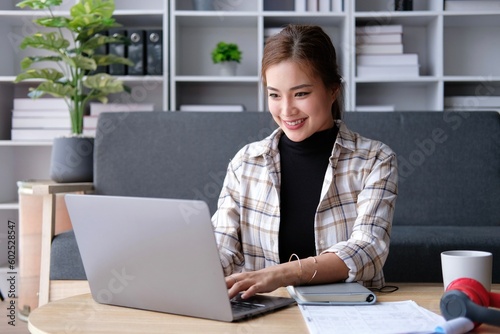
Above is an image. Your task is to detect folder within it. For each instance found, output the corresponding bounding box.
[108,29,127,75]
[127,29,145,75]
[146,30,163,75]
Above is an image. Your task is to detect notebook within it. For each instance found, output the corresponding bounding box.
[64,194,295,322]
[287,282,376,305]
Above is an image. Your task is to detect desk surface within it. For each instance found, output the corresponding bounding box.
[28,283,500,334]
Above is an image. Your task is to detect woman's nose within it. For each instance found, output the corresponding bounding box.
[281,98,296,117]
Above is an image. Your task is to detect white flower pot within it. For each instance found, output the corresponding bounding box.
[219,61,238,76]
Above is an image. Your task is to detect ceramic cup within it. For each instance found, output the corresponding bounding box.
[441,250,493,291]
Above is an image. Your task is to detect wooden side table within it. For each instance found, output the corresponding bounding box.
[17,180,93,317]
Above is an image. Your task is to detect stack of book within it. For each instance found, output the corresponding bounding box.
[444,96,500,111]
[11,98,71,141]
[444,0,500,11]
[83,102,155,136]
[178,105,245,112]
[294,0,342,12]
[355,24,420,78]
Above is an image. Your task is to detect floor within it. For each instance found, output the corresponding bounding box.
[1,302,30,334]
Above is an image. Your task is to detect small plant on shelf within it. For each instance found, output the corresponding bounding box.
[211,41,242,64]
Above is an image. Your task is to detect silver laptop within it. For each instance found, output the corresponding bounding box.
[65,194,295,322]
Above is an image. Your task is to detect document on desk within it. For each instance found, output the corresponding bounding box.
[298,300,444,334]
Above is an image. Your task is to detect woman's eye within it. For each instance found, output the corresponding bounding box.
[295,92,309,97]
[268,93,279,98]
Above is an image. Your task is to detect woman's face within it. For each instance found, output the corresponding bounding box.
[265,60,336,142]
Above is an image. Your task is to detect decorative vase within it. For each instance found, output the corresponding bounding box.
[192,0,213,10]
[219,61,238,76]
[49,136,94,183]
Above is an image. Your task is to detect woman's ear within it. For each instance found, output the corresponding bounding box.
[331,85,340,101]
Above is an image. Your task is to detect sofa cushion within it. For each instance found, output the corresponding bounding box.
[50,230,86,280]
[384,226,500,283]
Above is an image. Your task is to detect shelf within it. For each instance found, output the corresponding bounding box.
[175,76,259,83]
[0,202,19,210]
[0,141,52,147]
[175,13,258,27]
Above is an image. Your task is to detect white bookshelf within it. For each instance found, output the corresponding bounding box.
[169,0,349,112]
[0,0,168,254]
[352,0,500,111]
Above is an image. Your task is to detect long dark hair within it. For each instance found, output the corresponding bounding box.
[261,24,343,120]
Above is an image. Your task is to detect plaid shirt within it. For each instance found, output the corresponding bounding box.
[212,120,398,288]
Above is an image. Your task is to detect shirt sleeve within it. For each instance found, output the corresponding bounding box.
[211,158,245,276]
[322,145,398,285]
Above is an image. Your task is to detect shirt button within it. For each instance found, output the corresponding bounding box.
[319,240,325,245]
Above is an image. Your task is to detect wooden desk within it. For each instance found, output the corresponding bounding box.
[28,283,500,334]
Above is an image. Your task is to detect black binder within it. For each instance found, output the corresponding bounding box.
[108,29,127,75]
[146,30,163,75]
[127,30,145,75]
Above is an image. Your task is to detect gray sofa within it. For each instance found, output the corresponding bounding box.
[50,111,500,284]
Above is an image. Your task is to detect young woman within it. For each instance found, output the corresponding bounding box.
[212,24,398,299]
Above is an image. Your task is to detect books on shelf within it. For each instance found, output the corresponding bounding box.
[295,0,342,12]
[11,98,72,141]
[11,129,71,141]
[12,117,70,129]
[356,24,403,36]
[356,33,402,45]
[355,24,420,78]
[444,96,500,109]
[13,98,67,110]
[12,110,69,118]
[356,105,395,112]
[83,116,99,130]
[89,102,155,115]
[357,54,419,66]
[444,1,500,11]
[179,104,245,112]
[356,43,403,55]
[357,64,419,77]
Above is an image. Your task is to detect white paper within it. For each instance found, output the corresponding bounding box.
[298,300,445,334]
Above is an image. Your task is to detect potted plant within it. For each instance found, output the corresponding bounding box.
[211,41,242,76]
[14,0,133,183]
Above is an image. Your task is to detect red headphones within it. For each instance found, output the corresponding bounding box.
[440,277,500,328]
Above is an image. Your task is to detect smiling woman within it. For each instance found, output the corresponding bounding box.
[211,24,399,300]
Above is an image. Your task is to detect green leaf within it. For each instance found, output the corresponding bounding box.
[76,19,119,42]
[71,0,115,19]
[84,74,126,94]
[73,55,97,71]
[20,55,62,70]
[34,16,70,28]
[20,32,70,52]
[93,54,134,67]
[14,68,64,83]
[16,0,63,9]
[28,81,74,99]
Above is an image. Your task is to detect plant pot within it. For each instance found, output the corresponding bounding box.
[219,61,238,76]
[192,0,213,10]
[49,136,94,183]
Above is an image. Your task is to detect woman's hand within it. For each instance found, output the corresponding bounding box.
[225,263,299,299]
[225,253,349,299]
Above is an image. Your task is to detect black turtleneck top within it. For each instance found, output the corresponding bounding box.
[278,126,338,263]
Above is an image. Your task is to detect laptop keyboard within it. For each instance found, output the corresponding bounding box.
[230,300,265,313]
